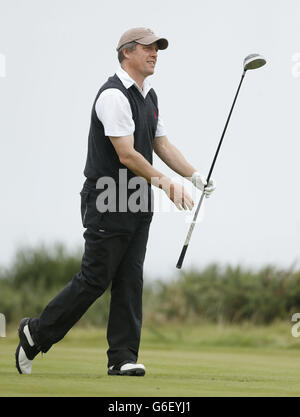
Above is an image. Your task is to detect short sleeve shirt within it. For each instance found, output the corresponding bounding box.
[95,67,166,137]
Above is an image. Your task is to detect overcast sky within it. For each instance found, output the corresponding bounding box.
[1,0,300,280]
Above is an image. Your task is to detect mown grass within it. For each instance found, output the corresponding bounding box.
[1,321,300,397]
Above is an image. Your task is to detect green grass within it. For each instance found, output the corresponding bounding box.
[1,321,300,397]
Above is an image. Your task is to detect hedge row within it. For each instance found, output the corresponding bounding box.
[1,244,299,325]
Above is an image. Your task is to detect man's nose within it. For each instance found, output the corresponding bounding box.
[151,49,158,58]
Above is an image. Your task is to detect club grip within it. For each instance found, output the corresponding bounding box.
[176,244,188,269]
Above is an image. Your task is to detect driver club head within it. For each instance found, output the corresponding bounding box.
[243,54,266,71]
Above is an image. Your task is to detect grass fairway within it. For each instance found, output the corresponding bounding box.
[1,321,300,397]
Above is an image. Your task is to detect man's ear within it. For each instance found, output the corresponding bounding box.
[122,47,131,60]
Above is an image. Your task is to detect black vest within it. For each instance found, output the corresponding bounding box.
[84,74,159,184]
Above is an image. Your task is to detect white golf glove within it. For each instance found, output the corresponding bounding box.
[191,171,216,198]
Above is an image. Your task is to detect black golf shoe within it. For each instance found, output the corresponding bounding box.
[108,361,146,376]
[15,317,40,374]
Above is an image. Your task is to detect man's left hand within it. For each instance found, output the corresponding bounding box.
[191,171,216,198]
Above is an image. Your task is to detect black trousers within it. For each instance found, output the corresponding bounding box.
[30,185,152,367]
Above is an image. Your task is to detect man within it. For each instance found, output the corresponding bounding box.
[15,28,215,377]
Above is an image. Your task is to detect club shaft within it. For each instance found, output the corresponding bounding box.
[206,71,246,185]
[176,70,247,269]
[176,191,205,269]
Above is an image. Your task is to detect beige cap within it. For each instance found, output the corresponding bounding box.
[116,27,168,51]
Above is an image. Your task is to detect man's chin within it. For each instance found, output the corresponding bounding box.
[145,68,155,77]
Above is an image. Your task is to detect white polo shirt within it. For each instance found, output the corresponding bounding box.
[95,67,166,138]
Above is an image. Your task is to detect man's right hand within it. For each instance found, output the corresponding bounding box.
[161,179,194,211]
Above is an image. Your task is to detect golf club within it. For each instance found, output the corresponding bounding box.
[176,54,266,269]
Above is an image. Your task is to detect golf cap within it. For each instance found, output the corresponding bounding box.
[116,27,168,51]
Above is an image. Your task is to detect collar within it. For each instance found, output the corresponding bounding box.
[116,66,152,98]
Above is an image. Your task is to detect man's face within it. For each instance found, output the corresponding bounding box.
[125,42,158,77]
